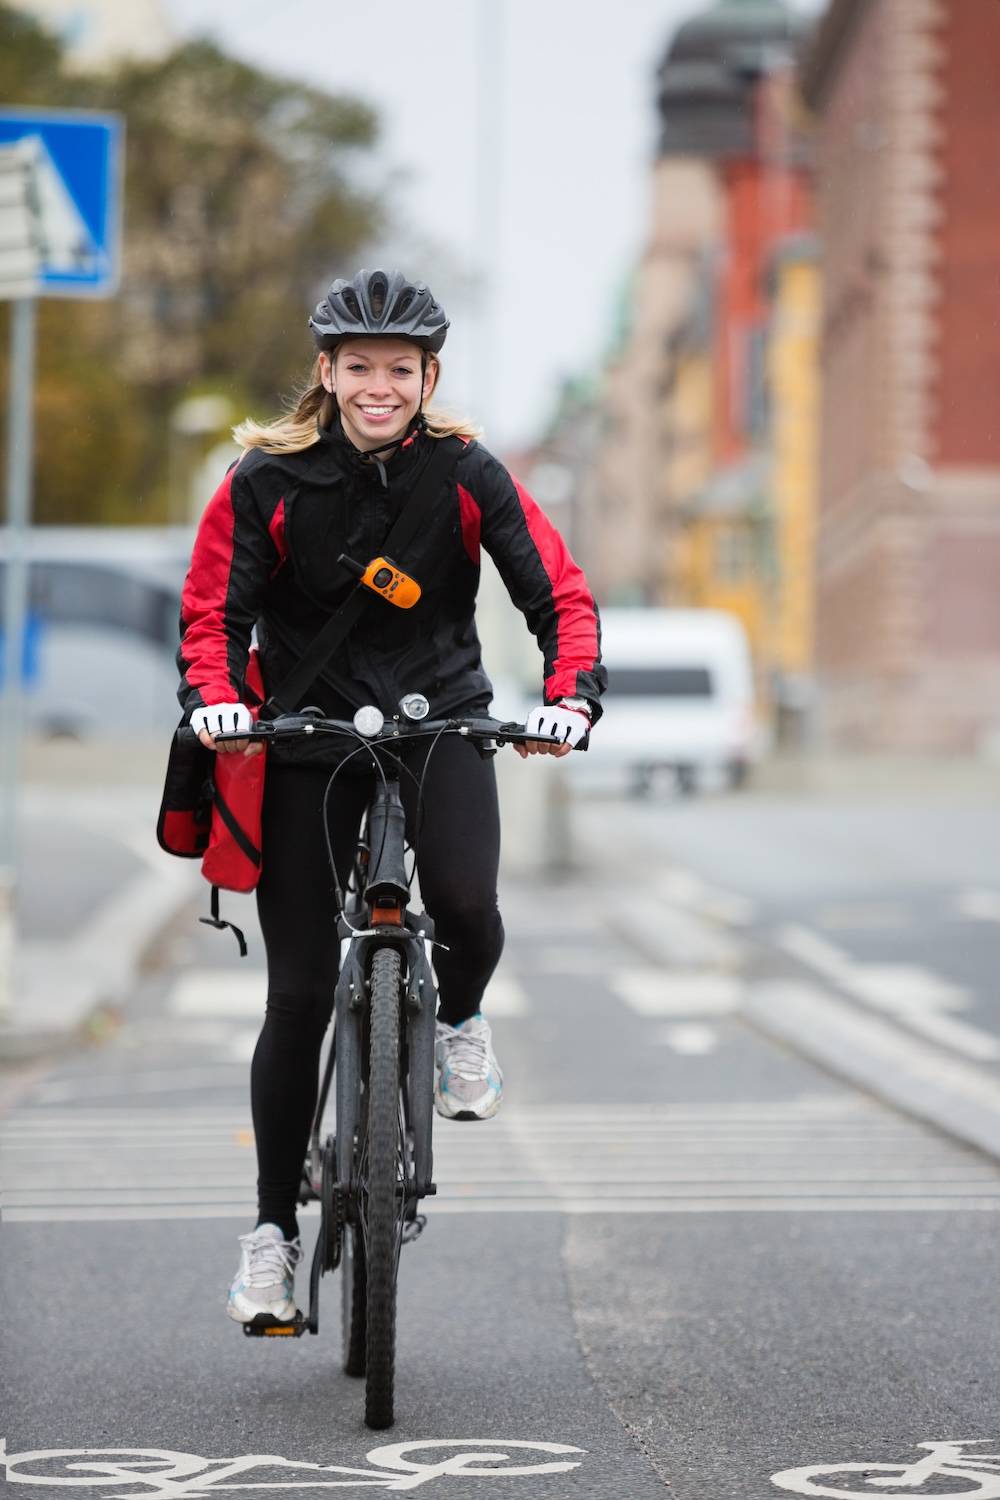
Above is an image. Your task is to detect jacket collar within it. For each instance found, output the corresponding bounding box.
[315,411,427,489]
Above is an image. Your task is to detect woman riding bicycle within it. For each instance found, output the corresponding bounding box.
[174,268,606,1325]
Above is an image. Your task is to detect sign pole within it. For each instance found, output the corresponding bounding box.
[0,295,37,1018]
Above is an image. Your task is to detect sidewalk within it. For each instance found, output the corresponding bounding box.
[750,748,1000,801]
[0,739,200,1061]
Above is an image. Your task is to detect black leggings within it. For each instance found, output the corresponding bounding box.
[251,737,504,1237]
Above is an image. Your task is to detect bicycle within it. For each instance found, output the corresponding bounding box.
[223,696,563,1430]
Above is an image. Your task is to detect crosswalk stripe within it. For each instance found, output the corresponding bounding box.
[613,971,742,1017]
[482,975,529,1016]
[165,969,531,1023]
[5,1098,999,1222]
[168,972,266,1019]
[657,1023,719,1054]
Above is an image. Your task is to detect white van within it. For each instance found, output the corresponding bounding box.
[584,607,758,794]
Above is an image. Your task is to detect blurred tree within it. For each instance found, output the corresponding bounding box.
[0,2,67,104]
[0,5,381,523]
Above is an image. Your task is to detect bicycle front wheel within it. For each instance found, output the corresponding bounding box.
[359,945,405,1429]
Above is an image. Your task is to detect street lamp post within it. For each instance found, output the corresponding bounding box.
[0,295,37,1019]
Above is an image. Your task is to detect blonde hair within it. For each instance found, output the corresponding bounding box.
[233,353,480,453]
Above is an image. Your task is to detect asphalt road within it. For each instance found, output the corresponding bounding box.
[4,785,1000,1499]
[578,783,1000,1067]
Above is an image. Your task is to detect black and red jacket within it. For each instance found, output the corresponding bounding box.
[177,419,606,760]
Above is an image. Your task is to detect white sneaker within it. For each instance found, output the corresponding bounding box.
[227,1223,302,1325]
[434,1013,504,1121]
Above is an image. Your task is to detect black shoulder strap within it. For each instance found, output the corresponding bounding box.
[377,434,465,563]
[262,435,464,718]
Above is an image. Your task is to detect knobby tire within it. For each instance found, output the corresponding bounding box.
[361,945,404,1429]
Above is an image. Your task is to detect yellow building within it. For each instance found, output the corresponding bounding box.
[673,456,772,689]
[661,276,773,697]
[663,237,821,730]
[767,237,821,732]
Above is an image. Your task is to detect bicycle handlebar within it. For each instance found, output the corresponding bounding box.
[178,712,582,751]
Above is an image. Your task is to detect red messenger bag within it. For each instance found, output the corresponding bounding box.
[155,645,268,952]
[201,645,268,892]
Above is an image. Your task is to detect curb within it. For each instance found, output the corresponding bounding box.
[744,980,1000,1164]
[0,862,198,1063]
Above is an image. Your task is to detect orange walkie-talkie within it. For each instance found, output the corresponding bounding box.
[338,554,421,609]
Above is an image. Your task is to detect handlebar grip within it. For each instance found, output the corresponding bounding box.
[175,723,268,747]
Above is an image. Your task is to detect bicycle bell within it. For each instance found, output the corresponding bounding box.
[353,705,385,738]
[399,693,430,722]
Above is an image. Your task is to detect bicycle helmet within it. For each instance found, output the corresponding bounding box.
[309,269,449,353]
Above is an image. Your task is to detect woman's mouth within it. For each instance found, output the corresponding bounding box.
[358,405,399,423]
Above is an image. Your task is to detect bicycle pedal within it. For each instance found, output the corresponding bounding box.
[242,1313,307,1338]
[402,1213,427,1244]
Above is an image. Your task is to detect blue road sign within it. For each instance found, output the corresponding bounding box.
[0,106,123,298]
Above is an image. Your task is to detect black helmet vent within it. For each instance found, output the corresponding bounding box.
[392,287,414,320]
[340,288,362,322]
[369,272,387,318]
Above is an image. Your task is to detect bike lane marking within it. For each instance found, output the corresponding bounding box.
[0,1438,584,1495]
[771,1439,1000,1498]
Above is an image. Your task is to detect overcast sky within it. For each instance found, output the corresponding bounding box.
[164,0,820,453]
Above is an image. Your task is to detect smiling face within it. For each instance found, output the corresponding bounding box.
[320,337,437,452]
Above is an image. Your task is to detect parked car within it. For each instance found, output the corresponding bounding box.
[582,607,758,795]
[0,527,191,737]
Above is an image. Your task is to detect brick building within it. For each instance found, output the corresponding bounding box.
[804,0,1000,751]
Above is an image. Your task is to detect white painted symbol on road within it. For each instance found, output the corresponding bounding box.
[613,969,741,1017]
[772,1438,1000,1497]
[657,1022,718,1055]
[0,1437,585,1494]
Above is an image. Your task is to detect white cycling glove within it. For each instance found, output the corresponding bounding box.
[190,702,253,739]
[524,701,591,748]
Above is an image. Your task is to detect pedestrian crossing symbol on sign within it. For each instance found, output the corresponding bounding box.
[0,107,123,300]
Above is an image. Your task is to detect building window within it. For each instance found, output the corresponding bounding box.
[745,322,770,440]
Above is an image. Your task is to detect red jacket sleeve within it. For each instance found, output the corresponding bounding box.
[177,462,282,716]
[471,447,607,719]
